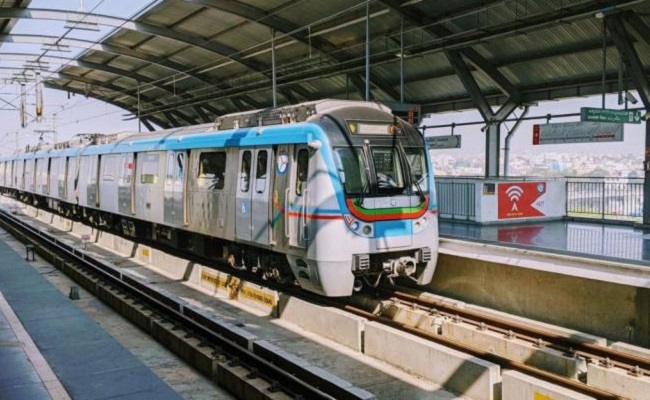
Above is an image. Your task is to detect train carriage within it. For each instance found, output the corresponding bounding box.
[0,100,439,297]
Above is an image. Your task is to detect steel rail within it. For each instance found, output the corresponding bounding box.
[0,198,633,400]
[0,208,340,400]
[388,290,649,374]
[334,301,627,400]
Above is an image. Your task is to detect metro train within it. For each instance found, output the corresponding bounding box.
[0,100,438,297]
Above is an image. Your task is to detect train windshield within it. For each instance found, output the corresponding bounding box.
[334,146,428,197]
[403,147,429,193]
[370,147,405,194]
[334,147,370,195]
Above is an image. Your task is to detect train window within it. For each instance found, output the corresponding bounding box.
[255,150,268,193]
[404,148,428,193]
[101,155,118,182]
[370,147,405,192]
[166,152,175,180]
[296,149,309,196]
[176,153,184,179]
[140,153,160,184]
[334,148,370,195]
[198,151,226,190]
[121,153,134,185]
[240,151,252,193]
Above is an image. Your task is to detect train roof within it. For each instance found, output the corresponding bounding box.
[1,100,394,160]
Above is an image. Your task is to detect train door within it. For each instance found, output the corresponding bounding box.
[289,146,310,248]
[271,145,291,247]
[59,158,67,199]
[236,150,253,241]
[164,151,186,226]
[236,147,272,244]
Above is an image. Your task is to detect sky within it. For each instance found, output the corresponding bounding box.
[0,0,157,154]
[0,0,646,164]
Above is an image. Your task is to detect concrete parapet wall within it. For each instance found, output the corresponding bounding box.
[610,341,650,361]
[587,363,650,400]
[432,245,650,345]
[363,321,500,400]
[278,294,365,352]
[502,371,595,400]
[441,321,584,379]
[464,304,607,347]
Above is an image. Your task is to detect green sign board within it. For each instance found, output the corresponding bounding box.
[580,107,642,124]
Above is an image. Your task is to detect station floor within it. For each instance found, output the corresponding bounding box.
[440,219,650,265]
[0,238,183,400]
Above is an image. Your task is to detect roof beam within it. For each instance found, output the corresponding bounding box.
[43,81,171,129]
[378,0,520,101]
[164,111,180,127]
[0,43,261,115]
[137,0,643,117]
[199,103,223,117]
[190,0,399,101]
[193,105,210,123]
[622,10,650,47]
[140,118,156,132]
[607,15,650,111]
[53,72,206,125]
[421,69,650,114]
[0,8,268,74]
[446,50,494,121]
[168,109,198,126]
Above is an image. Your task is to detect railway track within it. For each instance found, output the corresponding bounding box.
[386,289,649,374]
[1,204,640,400]
[323,288,640,400]
[0,207,373,400]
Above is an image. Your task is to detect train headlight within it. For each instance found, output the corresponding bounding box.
[344,215,373,237]
[413,211,434,233]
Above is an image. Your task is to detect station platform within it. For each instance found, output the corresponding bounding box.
[440,219,650,266]
[0,238,183,400]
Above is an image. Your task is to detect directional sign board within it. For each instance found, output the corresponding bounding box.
[533,122,623,145]
[426,135,461,149]
[580,107,642,124]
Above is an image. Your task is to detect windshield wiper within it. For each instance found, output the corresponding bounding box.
[355,167,370,206]
[397,142,425,203]
[411,171,426,203]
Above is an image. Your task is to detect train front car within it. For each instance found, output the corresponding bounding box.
[295,101,438,296]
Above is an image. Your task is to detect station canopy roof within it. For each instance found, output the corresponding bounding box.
[0,0,648,129]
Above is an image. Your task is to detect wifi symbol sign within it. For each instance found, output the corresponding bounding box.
[506,186,524,202]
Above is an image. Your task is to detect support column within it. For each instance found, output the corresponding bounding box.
[643,121,650,225]
[486,123,500,178]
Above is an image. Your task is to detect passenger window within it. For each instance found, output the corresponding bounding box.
[176,153,184,179]
[240,151,252,193]
[140,153,159,184]
[255,150,268,193]
[198,152,226,190]
[121,154,133,185]
[166,152,175,180]
[296,149,309,196]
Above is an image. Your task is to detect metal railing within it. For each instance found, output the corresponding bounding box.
[435,179,476,220]
[566,177,643,222]
[434,176,644,223]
